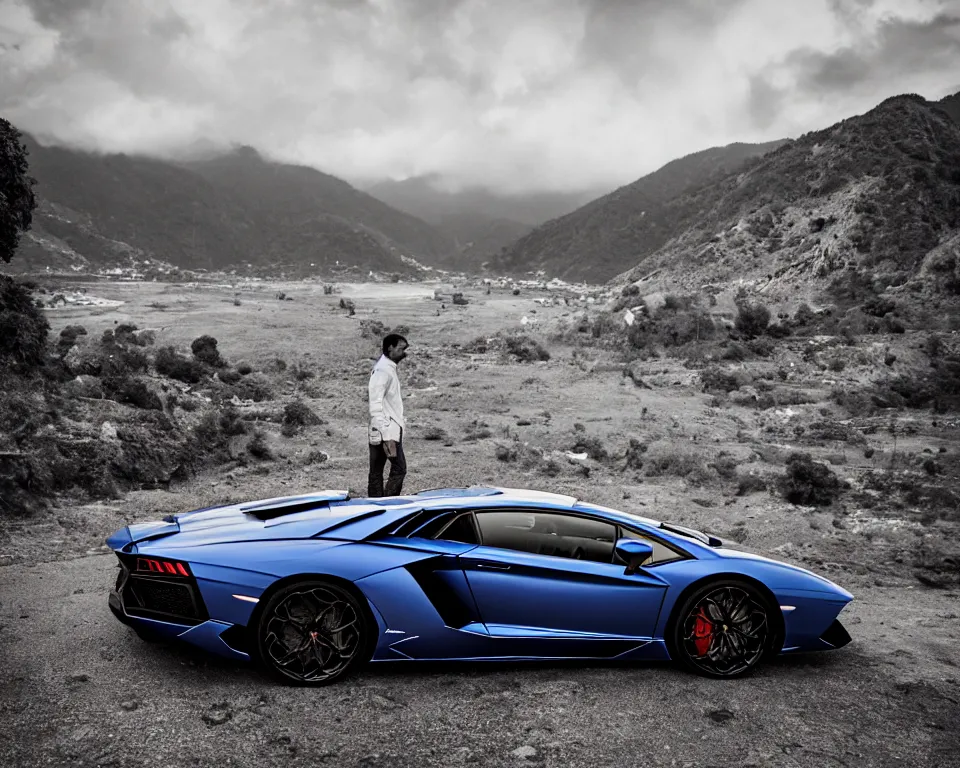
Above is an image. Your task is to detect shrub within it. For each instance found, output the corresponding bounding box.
[747,337,775,358]
[100,342,149,382]
[248,430,273,460]
[734,295,770,338]
[793,303,816,327]
[591,312,620,338]
[233,372,274,402]
[155,346,206,383]
[58,324,87,350]
[623,439,646,470]
[290,361,315,381]
[778,452,842,506]
[504,335,550,362]
[644,448,703,479]
[736,473,768,495]
[570,434,608,461]
[0,275,49,368]
[766,322,791,339]
[280,400,323,437]
[701,366,751,393]
[191,335,224,367]
[219,406,248,436]
[218,369,241,385]
[115,378,162,410]
[237,361,254,375]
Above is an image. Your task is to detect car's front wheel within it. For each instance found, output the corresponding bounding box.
[670,579,775,678]
[255,579,372,686]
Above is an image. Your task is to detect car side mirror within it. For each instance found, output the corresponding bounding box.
[615,538,654,575]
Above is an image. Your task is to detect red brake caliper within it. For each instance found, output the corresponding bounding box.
[692,607,714,656]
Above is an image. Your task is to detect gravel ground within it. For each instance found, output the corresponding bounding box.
[1,553,957,768]
[1,279,958,767]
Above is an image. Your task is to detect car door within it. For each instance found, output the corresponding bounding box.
[458,509,668,640]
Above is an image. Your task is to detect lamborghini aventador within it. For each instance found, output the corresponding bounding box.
[106,486,853,685]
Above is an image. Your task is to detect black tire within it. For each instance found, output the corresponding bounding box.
[254,579,373,686]
[669,579,775,679]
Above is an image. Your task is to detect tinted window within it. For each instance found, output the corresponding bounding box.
[435,513,479,545]
[618,527,684,565]
[475,511,616,564]
[403,511,450,539]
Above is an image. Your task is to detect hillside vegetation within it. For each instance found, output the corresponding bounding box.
[13,140,455,275]
[491,140,787,282]
[616,95,960,298]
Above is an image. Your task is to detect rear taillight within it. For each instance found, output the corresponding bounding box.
[136,557,191,577]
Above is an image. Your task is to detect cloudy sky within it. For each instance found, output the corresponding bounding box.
[1,0,958,194]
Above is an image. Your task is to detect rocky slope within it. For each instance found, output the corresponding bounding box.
[614,93,960,307]
[490,140,787,282]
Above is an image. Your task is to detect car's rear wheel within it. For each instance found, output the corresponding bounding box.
[255,579,372,686]
[670,579,774,679]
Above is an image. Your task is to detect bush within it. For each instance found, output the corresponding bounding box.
[734,296,770,338]
[793,303,816,327]
[237,361,254,376]
[155,346,206,383]
[736,473,768,495]
[701,366,752,393]
[280,400,323,437]
[191,335,224,367]
[290,361,315,381]
[219,406,248,436]
[0,275,49,368]
[232,372,273,402]
[58,324,87,350]
[115,378,162,410]
[100,342,149,382]
[591,312,620,338]
[570,434,608,461]
[218,369,241,385]
[504,335,550,362]
[248,430,273,460]
[778,452,842,506]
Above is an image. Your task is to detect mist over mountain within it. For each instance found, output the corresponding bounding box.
[365,175,605,267]
[13,140,456,275]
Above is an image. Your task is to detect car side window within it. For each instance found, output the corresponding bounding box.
[617,527,685,565]
[433,512,480,545]
[474,510,617,564]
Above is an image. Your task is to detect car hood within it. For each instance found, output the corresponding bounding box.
[711,546,853,600]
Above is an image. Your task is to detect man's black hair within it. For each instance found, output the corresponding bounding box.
[382,333,408,355]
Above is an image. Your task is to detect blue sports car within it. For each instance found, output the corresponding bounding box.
[106,486,853,684]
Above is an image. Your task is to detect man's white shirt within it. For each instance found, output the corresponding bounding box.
[368,354,404,444]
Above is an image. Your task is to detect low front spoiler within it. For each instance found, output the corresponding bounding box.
[108,591,250,661]
[819,619,852,649]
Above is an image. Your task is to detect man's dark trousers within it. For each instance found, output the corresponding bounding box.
[368,438,406,497]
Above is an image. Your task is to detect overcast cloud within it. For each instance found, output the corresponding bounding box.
[1,0,958,194]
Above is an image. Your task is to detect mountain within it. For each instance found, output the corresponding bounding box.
[11,139,456,275]
[612,93,960,300]
[936,90,960,127]
[366,175,604,265]
[489,140,788,282]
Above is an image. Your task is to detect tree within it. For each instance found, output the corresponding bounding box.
[1,118,37,263]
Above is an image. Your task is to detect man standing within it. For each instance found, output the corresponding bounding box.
[368,333,408,497]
